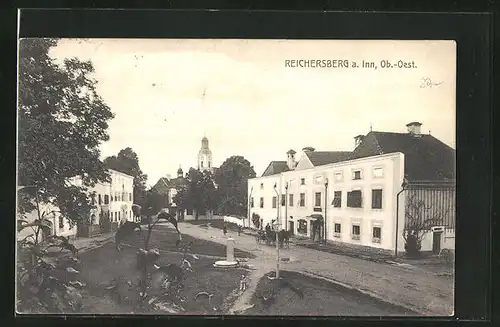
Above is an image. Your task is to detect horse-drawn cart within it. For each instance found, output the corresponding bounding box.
[255,229,291,248]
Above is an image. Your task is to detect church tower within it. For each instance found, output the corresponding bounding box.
[197,136,213,172]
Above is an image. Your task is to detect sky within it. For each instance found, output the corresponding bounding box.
[49,39,456,186]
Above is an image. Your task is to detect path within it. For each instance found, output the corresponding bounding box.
[176,222,454,316]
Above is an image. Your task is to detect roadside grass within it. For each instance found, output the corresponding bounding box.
[76,226,250,314]
[145,225,256,259]
[244,270,416,316]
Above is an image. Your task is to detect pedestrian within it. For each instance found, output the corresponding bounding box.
[238,225,242,236]
[223,225,227,236]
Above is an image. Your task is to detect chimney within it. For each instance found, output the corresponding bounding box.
[302,146,315,153]
[406,122,423,136]
[286,149,297,170]
[354,135,365,148]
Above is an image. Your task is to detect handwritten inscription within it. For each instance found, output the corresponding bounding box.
[420,77,442,88]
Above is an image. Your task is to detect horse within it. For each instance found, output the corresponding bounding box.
[278,229,292,249]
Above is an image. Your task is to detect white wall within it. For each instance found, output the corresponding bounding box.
[17,201,76,241]
[249,152,406,251]
[223,216,248,227]
[248,174,283,229]
[87,169,135,225]
[420,228,455,252]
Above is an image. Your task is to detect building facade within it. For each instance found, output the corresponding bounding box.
[248,122,456,255]
[69,169,135,236]
[17,169,135,240]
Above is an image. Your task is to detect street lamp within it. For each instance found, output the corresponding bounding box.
[248,186,253,228]
[324,177,329,245]
[273,183,281,280]
[284,182,289,232]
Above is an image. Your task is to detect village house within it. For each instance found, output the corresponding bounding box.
[17,169,135,240]
[151,136,220,221]
[247,122,456,255]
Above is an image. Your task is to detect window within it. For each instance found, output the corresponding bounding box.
[114,193,118,201]
[260,197,264,208]
[373,167,384,178]
[118,212,121,220]
[352,225,361,240]
[314,176,322,184]
[59,216,64,229]
[373,227,381,243]
[281,194,286,206]
[332,191,342,208]
[315,192,322,207]
[289,194,294,207]
[299,193,305,207]
[352,170,362,180]
[347,190,362,208]
[334,171,343,182]
[104,194,109,204]
[98,194,102,205]
[187,208,193,215]
[114,212,117,221]
[122,192,126,201]
[300,178,306,185]
[260,183,264,189]
[250,197,254,208]
[129,193,132,201]
[208,161,211,168]
[110,194,113,202]
[334,223,341,237]
[272,196,277,209]
[372,189,383,209]
[201,161,204,167]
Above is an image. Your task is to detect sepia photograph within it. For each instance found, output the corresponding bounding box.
[16,38,456,316]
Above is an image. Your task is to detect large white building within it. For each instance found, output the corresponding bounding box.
[17,169,135,240]
[248,122,456,255]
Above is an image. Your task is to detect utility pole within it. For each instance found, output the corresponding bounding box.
[248,186,253,228]
[324,178,329,245]
[284,182,289,232]
[273,183,281,280]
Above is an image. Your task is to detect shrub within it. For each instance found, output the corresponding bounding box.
[17,219,84,313]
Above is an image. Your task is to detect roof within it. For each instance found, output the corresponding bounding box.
[170,177,187,188]
[151,176,187,193]
[261,161,289,177]
[350,131,455,181]
[305,151,352,166]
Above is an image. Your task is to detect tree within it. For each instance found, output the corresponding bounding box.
[403,192,452,257]
[214,156,256,216]
[18,38,114,224]
[172,168,217,220]
[104,147,148,207]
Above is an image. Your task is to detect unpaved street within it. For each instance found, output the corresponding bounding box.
[175,222,454,316]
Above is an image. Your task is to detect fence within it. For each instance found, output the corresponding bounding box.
[403,181,456,232]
